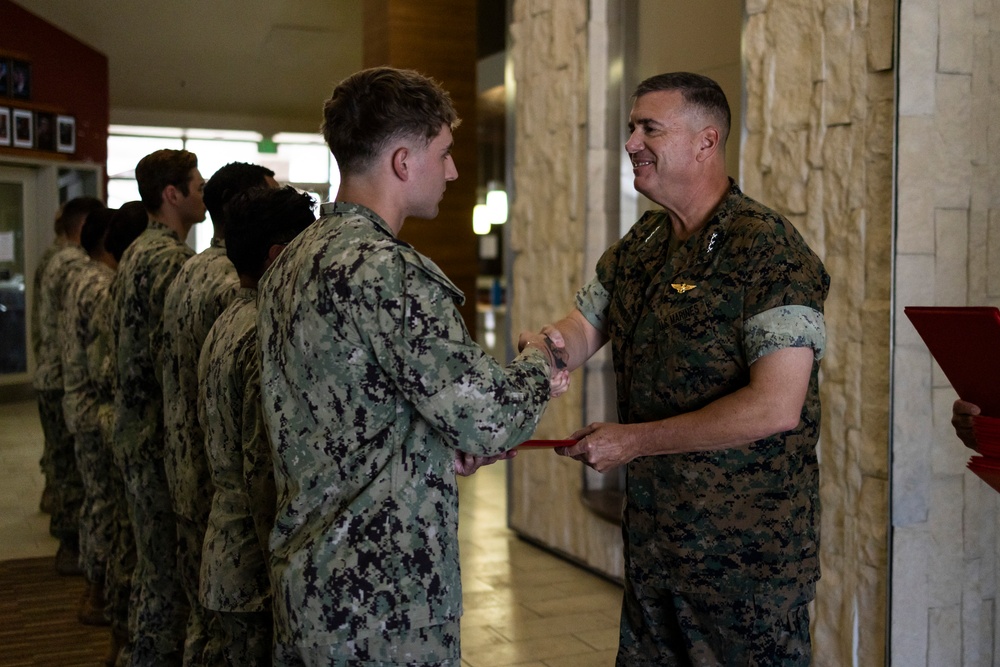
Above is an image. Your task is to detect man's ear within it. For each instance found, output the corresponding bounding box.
[695,126,721,163]
[162,184,180,206]
[391,146,410,181]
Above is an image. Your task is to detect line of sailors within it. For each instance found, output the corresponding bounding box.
[32,151,316,667]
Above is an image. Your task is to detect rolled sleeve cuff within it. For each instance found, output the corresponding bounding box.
[744,305,826,364]
[575,276,611,335]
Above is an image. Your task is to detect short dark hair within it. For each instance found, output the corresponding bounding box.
[225,186,315,279]
[321,67,460,174]
[80,207,114,255]
[203,162,276,236]
[135,149,198,213]
[58,197,105,235]
[634,72,731,145]
[105,201,149,262]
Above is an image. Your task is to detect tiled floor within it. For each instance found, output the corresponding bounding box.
[0,398,623,666]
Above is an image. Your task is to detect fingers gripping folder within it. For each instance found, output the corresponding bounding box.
[905,306,1000,492]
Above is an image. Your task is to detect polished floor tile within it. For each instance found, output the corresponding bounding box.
[0,398,623,666]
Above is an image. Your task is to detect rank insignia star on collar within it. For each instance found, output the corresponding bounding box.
[671,283,696,294]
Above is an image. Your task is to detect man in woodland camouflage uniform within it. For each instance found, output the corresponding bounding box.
[199,186,314,666]
[59,207,118,626]
[529,73,830,665]
[257,67,568,666]
[112,149,205,666]
[161,161,277,666]
[89,201,148,667]
[35,196,105,575]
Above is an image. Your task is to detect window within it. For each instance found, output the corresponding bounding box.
[108,126,339,252]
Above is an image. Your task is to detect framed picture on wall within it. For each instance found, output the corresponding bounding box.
[12,108,32,148]
[0,60,8,97]
[35,112,55,151]
[56,115,75,154]
[0,108,10,146]
[10,60,30,100]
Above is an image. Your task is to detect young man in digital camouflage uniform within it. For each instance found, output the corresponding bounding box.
[529,72,830,665]
[198,185,315,666]
[58,206,118,626]
[111,149,205,666]
[35,196,105,575]
[88,201,148,667]
[257,67,568,666]
[161,161,277,666]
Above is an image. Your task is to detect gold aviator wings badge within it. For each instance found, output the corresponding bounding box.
[671,283,697,294]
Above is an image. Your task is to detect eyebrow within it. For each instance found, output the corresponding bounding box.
[630,117,661,129]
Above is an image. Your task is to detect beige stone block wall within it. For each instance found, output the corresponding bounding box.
[506,0,625,579]
[893,0,1000,664]
[742,1,895,665]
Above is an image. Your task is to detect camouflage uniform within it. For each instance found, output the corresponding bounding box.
[112,220,192,666]
[258,202,551,664]
[198,288,273,666]
[60,259,116,584]
[35,242,87,541]
[32,238,64,500]
[162,238,238,665]
[576,181,830,666]
[90,275,136,661]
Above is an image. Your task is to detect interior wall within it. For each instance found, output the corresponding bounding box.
[741,1,895,664]
[0,0,109,167]
[892,0,1000,663]
[506,0,625,576]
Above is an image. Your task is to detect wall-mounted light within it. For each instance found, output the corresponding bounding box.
[485,188,507,224]
[473,203,492,235]
[472,185,508,234]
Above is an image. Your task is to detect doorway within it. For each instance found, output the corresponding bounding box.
[0,166,37,385]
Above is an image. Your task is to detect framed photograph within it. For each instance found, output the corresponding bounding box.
[35,112,55,151]
[12,108,32,148]
[10,60,30,100]
[56,115,75,154]
[0,60,8,97]
[0,108,9,146]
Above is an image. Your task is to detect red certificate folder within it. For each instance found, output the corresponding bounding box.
[904,306,1000,417]
[517,439,578,448]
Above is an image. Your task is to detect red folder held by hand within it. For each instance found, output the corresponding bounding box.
[904,306,1000,417]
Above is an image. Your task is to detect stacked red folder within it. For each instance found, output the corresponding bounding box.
[968,415,1000,492]
[905,306,1000,494]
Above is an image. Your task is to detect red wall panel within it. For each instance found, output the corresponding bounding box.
[0,0,108,167]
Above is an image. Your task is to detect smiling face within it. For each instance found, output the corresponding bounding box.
[625,90,703,208]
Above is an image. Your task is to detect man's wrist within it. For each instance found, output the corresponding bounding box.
[522,339,554,367]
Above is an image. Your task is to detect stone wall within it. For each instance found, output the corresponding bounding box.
[892,0,1000,663]
[741,1,895,665]
[506,0,625,578]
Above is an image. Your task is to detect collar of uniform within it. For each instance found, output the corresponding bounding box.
[236,286,256,302]
[682,177,743,267]
[320,201,396,239]
[146,218,182,241]
[209,237,226,250]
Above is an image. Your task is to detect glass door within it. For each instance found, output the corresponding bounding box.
[0,166,36,384]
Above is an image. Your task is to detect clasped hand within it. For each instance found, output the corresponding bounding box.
[517,326,570,398]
